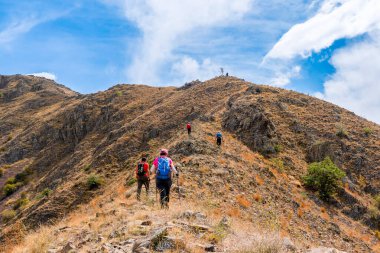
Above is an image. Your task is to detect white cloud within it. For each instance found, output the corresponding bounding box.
[29,72,57,81]
[102,0,253,84]
[263,0,380,123]
[318,32,380,123]
[269,65,301,86]
[265,0,380,60]
[171,56,220,84]
[0,17,44,45]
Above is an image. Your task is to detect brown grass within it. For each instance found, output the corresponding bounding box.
[253,193,262,202]
[236,195,251,208]
[255,175,264,186]
[13,226,53,253]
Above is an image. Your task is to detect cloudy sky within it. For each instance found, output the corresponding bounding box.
[0,0,379,123]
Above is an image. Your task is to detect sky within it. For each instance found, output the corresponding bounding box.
[0,0,380,123]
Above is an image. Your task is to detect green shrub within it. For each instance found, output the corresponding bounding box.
[15,171,29,183]
[83,164,91,172]
[115,91,123,96]
[303,157,346,200]
[37,188,53,199]
[3,183,21,196]
[274,144,283,153]
[87,175,103,190]
[13,195,29,210]
[1,209,16,222]
[374,194,380,209]
[6,177,16,184]
[0,91,3,98]
[336,126,348,138]
[127,177,137,186]
[363,127,373,136]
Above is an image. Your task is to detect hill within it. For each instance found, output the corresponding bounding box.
[0,75,379,252]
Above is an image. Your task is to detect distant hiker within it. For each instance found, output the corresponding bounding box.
[186,122,192,135]
[150,149,178,208]
[216,132,222,146]
[136,157,150,201]
[226,72,229,77]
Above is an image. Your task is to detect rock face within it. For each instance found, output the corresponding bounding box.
[223,99,278,155]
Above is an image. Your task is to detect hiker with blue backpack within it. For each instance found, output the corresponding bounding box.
[216,132,222,146]
[150,149,178,208]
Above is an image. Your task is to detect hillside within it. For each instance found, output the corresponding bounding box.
[0,75,379,253]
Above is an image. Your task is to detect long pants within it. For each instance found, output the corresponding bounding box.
[156,178,172,207]
[187,128,191,135]
[217,137,222,146]
[137,177,149,200]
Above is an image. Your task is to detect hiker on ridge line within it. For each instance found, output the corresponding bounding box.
[186,122,191,135]
[150,149,178,208]
[216,131,222,146]
[136,157,150,201]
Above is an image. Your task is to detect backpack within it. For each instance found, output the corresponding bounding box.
[216,132,222,138]
[187,124,191,129]
[156,157,171,179]
[137,163,145,177]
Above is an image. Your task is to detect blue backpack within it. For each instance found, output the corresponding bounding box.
[156,157,171,179]
[216,132,222,138]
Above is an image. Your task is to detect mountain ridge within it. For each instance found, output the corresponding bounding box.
[0,75,379,252]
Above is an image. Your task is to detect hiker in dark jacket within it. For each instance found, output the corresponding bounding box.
[216,132,222,146]
[136,157,150,201]
[150,149,178,208]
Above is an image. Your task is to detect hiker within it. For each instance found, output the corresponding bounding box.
[136,157,150,201]
[150,149,178,208]
[186,122,191,135]
[216,132,222,146]
[226,72,229,77]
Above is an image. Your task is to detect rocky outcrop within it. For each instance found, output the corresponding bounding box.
[223,99,278,155]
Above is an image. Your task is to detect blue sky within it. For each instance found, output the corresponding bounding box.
[1,0,380,123]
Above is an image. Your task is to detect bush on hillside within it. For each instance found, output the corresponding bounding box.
[1,209,16,222]
[3,183,22,196]
[0,168,3,178]
[303,157,346,200]
[374,194,380,209]
[274,144,283,153]
[1,167,33,196]
[87,175,103,190]
[37,188,53,199]
[336,126,348,138]
[13,194,29,210]
[127,177,137,186]
[363,127,373,136]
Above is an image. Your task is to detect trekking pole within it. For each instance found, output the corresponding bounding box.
[177,170,181,203]
[155,186,158,206]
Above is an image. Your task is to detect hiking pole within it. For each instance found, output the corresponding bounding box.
[177,170,181,203]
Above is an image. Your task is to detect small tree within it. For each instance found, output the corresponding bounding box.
[303,157,345,200]
[220,67,224,76]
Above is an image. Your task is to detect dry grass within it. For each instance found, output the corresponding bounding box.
[255,175,264,186]
[236,195,251,208]
[13,226,54,253]
[253,193,262,202]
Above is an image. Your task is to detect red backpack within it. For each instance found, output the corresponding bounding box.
[186,124,191,129]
